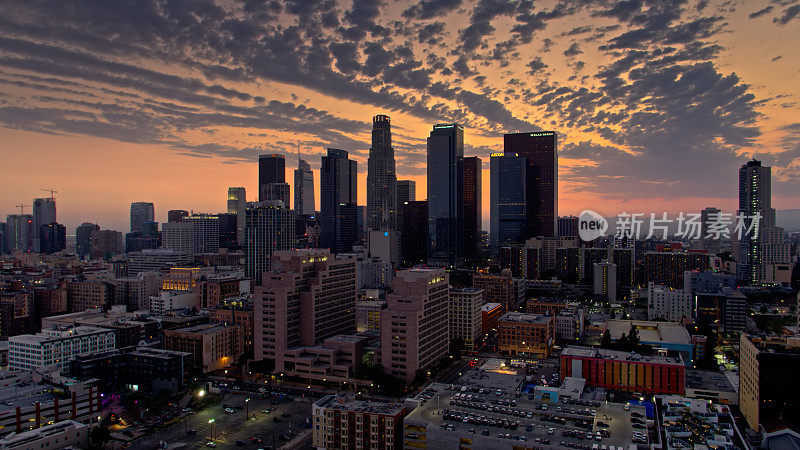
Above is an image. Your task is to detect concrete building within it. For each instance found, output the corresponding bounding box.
[560,346,685,395]
[112,272,161,312]
[358,257,394,290]
[740,334,800,431]
[163,323,243,373]
[254,249,357,370]
[593,259,617,301]
[75,222,99,259]
[497,312,555,358]
[280,332,380,388]
[356,300,384,332]
[366,114,397,231]
[89,229,122,258]
[227,186,247,246]
[368,229,399,266]
[130,202,154,232]
[161,222,194,254]
[604,319,694,366]
[644,251,710,289]
[8,325,116,373]
[0,291,34,338]
[185,213,219,254]
[647,282,692,322]
[210,305,254,355]
[554,308,584,341]
[312,394,406,450]
[695,288,747,334]
[380,268,449,382]
[0,419,88,450]
[244,200,295,286]
[525,236,578,272]
[149,290,195,315]
[126,249,190,273]
[67,280,114,312]
[449,288,483,352]
[473,270,516,311]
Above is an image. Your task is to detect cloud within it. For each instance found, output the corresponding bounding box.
[563,42,583,57]
[527,57,548,74]
[774,4,800,25]
[748,5,774,18]
[402,0,462,19]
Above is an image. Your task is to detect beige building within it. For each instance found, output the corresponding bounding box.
[312,394,406,450]
[497,312,555,358]
[254,249,357,370]
[67,280,113,312]
[449,288,483,352]
[356,300,384,332]
[163,323,243,373]
[380,268,449,382]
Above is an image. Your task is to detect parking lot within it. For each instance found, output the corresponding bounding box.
[133,392,312,449]
[405,375,648,449]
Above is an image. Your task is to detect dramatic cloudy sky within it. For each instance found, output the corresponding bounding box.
[0,0,799,231]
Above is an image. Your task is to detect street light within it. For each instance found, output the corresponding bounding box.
[197,389,206,398]
[208,418,215,440]
[245,398,250,419]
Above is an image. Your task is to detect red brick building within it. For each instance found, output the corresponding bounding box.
[560,347,685,395]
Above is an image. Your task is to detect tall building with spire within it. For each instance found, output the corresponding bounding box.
[294,154,315,216]
[366,115,397,231]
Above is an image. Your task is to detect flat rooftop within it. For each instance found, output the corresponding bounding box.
[499,312,552,324]
[315,395,404,415]
[685,370,736,393]
[562,346,685,366]
[482,303,502,312]
[605,319,691,345]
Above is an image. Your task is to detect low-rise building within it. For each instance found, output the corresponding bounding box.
[163,323,242,373]
[560,346,685,395]
[71,346,192,394]
[8,325,116,373]
[497,312,555,358]
[0,419,88,450]
[149,290,195,315]
[312,394,406,450]
[481,302,502,335]
[647,282,691,322]
[356,300,384,332]
[604,319,694,366]
[554,308,584,342]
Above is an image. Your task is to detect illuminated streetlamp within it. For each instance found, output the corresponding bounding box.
[208,418,215,440]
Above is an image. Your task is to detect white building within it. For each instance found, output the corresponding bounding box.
[8,326,116,373]
[555,308,585,341]
[112,271,161,311]
[149,290,196,315]
[358,257,394,289]
[0,419,88,450]
[161,222,194,255]
[126,249,191,274]
[185,213,220,254]
[449,288,483,351]
[648,282,691,322]
[368,229,399,266]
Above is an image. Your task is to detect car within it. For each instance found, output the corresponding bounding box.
[623,404,630,411]
[548,428,555,435]
[225,408,235,413]
[205,443,217,448]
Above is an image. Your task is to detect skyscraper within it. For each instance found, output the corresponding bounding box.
[490,153,528,255]
[320,148,358,254]
[227,187,246,246]
[39,223,66,254]
[245,201,295,285]
[736,160,790,283]
[258,154,285,201]
[260,182,290,208]
[463,156,482,262]
[130,202,154,232]
[558,216,579,238]
[76,222,99,259]
[427,124,464,267]
[401,201,428,268]
[504,131,558,237]
[162,222,194,254]
[32,197,56,252]
[294,158,315,216]
[185,213,219,254]
[366,114,397,231]
[397,180,416,205]
[167,209,188,223]
[5,214,34,252]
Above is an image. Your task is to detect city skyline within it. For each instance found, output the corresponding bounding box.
[1,0,799,232]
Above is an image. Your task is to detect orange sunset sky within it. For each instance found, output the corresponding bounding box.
[1,0,799,232]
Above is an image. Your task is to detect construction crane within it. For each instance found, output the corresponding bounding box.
[42,188,58,199]
[16,203,30,214]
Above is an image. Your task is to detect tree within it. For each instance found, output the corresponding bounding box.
[618,332,629,349]
[628,327,640,347]
[601,330,612,348]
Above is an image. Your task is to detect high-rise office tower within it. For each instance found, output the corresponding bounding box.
[367,114,397,231]
[162,222,194,254]
[217,213,238,249]
[185,213,219,254]
[491,153,528,256]
[294,158,315,215]
[396,180,416,240]
[401,201,428,268]
[76,222,99,259]
[380,267,449,382]
[260,182,291,208]
[167,209,188,223]
[736,160,790,283]
[558,216,579,238]
[463,156,482,263]
[253,248,355,368]
[130,202,155,232]
[504,131,557,237]
[227,187,246,245]
[427,124,464,267]
[397,180,416,205]
[258,154,285,201]
[32,197,56,252]
[244,201,295,285]
[320,148,358,254]
[5,215,34,252]
[39,223,66,254]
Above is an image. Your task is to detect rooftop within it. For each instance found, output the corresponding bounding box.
[481,302,502,312]
[605,319,691,345]
[562,346,685,366]
[685,369,736,394]
[499,312,552,325]
[315,394,405,415]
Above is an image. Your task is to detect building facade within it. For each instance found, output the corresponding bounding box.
[367,114,397,231]
[427,124,464,267]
